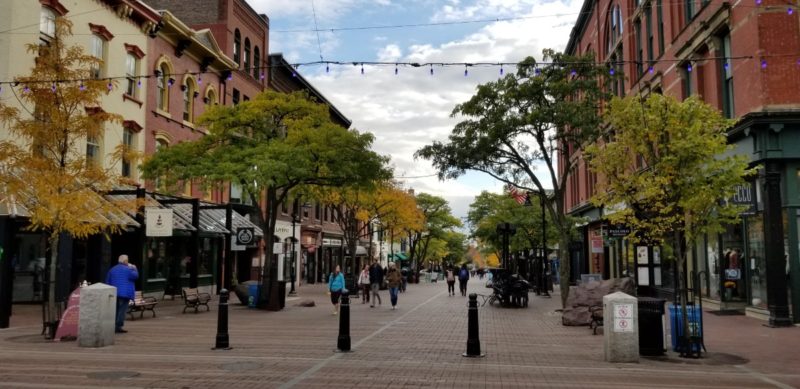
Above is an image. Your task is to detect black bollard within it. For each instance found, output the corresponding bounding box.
[213,289,232,350]
[463,293,485,357]
[336,290,351,352]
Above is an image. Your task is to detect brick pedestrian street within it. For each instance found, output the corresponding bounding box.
[1,279,799,388]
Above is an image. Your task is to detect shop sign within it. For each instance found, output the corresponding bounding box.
[236,227,255,246]
[606,224,631,238]
[322,238,342,246]
[145,207,173,237]
[729,183,756,214]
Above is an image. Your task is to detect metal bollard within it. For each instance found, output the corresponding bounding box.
[463,293,485,357]
[213,289,232,350]
[336,290,351,352]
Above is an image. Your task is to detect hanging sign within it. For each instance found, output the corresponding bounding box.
[145,207,173,237]
[613,303,634,333]
[236,227,255,246]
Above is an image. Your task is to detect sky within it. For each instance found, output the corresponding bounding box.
[248,0,584,223]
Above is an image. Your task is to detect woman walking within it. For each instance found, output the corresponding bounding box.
[386,263,402,310]
[328,265,345,315]
[445,267,456,296]
[357,264,371,304]
[458,264,470,297]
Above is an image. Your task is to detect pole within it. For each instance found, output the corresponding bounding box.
[541,193,550,297]
[212,289,232,350]
[336,290,351,352]
[463,293,485,357]
[289,201,297,296]
[762,165,791,327]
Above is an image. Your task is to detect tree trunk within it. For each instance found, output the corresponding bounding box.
[45,232,59,339]
[558,229,571,308]
[675,229,691,355]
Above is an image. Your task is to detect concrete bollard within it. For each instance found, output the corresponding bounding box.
[78,283,116,348]
[463,293,485,357]
[213,289,232,350]
[603,291,639,363]
[336,290,351,352]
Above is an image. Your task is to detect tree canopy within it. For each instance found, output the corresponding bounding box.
[416,49,612,305]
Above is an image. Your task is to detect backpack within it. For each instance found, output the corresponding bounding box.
[459,268,469,280]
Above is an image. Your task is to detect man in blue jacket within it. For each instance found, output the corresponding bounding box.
[105,254,138,333]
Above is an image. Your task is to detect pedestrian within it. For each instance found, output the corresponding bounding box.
[445,267,456,296]
[357,264,371,304]
[369,261,383,307]
[386,263,402,310]
[328,265,345,315]
[458,264,470,297]
[400,267,408,292]
[105,254,138,334]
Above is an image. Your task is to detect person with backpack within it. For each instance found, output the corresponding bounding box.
[357,264,371,304]
[458,264,470,297]
[445,267,456,296]
[386,263,402,310]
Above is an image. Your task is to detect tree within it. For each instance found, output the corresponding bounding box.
[0,18,132,335]
[584,94,752,352]
[417,50,611,306]
[141,90,388,308]
[405,193,461,271]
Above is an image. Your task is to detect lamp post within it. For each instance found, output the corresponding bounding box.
[289,201,311,297]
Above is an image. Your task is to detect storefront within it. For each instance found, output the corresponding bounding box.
[320,235,343,283]
[301,229,320,284]
[274,220,300,285]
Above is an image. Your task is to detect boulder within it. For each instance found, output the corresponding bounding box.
[233,281,260,305]
[562,277,635,326]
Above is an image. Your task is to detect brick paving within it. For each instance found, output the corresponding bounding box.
[1,278,799,388]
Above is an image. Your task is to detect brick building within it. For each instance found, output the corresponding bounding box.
[561,0,800,323]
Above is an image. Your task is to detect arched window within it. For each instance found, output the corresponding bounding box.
[205,86,217,109]
[156,62,171,111]
[244,38,251,72]
[253,46,260,79]
[233,29,241,65]
[154,138,169,190]
[183,77,196,123]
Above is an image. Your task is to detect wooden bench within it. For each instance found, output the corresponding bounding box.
[128,291,158,320]
[182,288,211,314]
[589,305,603,335]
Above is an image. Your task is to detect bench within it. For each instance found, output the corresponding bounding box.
[128,291,158,320]
[182,288,211,314]
[589,305,603,335]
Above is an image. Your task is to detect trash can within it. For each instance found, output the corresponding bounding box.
[668,304,703,353]
[278,281,287,309]
[637,297,666,356]
[247,284,261,308]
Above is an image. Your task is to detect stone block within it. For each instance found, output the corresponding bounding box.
[562,277,635,326]
[603,291,638,363]
[79,283,117,348]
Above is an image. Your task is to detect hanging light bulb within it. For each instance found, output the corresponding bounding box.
[570,69,577,77]
[79,83,86,91]
[648,66,654,74]
[609,68,615,75]
[260,73,265,80]
[500,64,504,76]
[723,62,729,71]
[756,0,762,5]
[361,63,364,75]
[687,63,693,72]
[464,65,468,77]
[107,82,113,91]
[430,64,434,76]
[197,76,202,85]
[23,85,30,93]
[137,79,142,88]
[51,84,57,92]
[534,67,541,76]
[326,63,330,73]
[395,64,398,75]
[789,7,794,14]
[227,73,233,81]
[761,59,768,69]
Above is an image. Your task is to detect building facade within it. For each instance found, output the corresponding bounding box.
[561,0,800,323]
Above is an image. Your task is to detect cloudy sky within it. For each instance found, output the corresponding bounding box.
[249,0,583,221]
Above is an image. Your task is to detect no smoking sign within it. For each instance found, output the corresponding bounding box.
[613,303,634,333]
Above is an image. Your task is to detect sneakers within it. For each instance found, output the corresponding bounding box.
[115,329,127,334]
[392,306,397,310]
[370,305,374,308]
[333,310,338,315]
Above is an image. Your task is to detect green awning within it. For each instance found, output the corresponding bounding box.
[389,253,408,261]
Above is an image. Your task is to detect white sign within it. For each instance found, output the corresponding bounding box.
[322,238,342,246]
[613,303,634,333]
[145,207,173,237]
[231,235,245,251]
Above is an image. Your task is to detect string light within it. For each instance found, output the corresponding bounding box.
[361,63,364,75]
[227,73,233,81]
[136,79,142,88]
[761,59,767,69]
[570,69,577,77]
[326,63,329,73]
[500,64,504,75]
[107,82,113,91]
[789,7,794,14]
[430,64,434,76]
[79,83,85,91]
[609,67,615,75]
[260,73,265,80]
[648,66,654,74]
[535,67,541,76]
[756,0,762,5]
[197,76,202,85]
[23,86,30,93]
[395,64,398,75]
[464,64,469,77]
[51,84,56,92]
[687,63,693,72]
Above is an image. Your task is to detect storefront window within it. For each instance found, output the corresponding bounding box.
[12,234,47,302]
[147,239,168,280]
[704,234,720,299]
[198,237,217,276]
[721,221,746,302]
[747,215,767,308]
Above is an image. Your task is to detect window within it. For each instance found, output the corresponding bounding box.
[315,204,321,220]
[86,136,100,166]
[244,38,251,72]
[253,46,260,79]
[232,88,240,106]
[90,34,105,79]
[155,138,168,189]
[156,63,170,111]
[205,88,217,109]
[645,3,653,65]
[685,0,695,23]
[230,183,243,203]
[183,77,196,122]
[233,29,241,64]
[657,0,664,56]
[125,54,137,97]
[122,128,133,177]
[324,206,329,222]
[40,7,56,37]
[635,20,643,76]
[607,4,623,56]
[721,34,734,118]
[681,63,693,99]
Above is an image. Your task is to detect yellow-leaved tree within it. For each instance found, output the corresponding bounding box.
[0,18,135,336]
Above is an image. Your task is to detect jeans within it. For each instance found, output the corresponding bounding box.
[458,279,468,296]
[361,284,370,303]
[447,281,455,295]
[389,287,399,306]
[370,283,382,305]
[115,297,130,330]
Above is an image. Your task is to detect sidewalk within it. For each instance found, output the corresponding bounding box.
[0,278,798,388]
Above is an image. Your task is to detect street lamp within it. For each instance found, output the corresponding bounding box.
[289,201,311,296]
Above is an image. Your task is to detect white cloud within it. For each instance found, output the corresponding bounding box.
[377,44,403,62]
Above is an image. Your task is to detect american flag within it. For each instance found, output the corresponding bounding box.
[506,184,528,205]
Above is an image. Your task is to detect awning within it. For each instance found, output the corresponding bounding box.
[104,193,195,232]
[2,184,139,227]
[389,253,408,261]
[0,193,30,218]
[166,202,230,235]
[201,206,263,237]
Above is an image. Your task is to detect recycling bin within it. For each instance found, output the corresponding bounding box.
[247,284,261,308]
[668,304,703,353]
[637,297,666,356]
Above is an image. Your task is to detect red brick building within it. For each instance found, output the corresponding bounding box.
[561,0,800,323]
